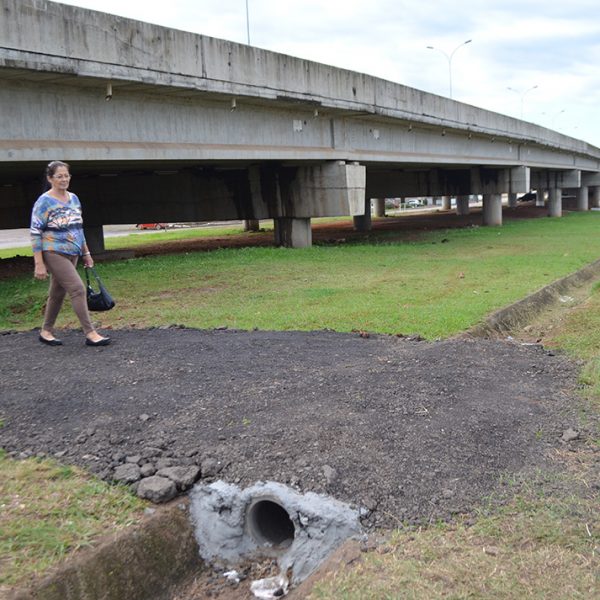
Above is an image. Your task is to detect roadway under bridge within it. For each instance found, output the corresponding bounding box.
[2,0,600,249]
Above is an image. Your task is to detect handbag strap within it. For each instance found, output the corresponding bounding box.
[84,266,102,287]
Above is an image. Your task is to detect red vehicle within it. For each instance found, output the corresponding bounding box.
[136,223,168,230]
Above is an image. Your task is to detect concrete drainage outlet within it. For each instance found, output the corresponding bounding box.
[189,480,362,586]
[246,498,295,548]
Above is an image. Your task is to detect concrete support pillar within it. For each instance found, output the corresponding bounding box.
[274,217,312,248]
[373,198,386,217]
[84,225,105,254]
[591,186,600,209]
[482,194,503,226]
[441,196,451,210]
[548,188,562,217]
[508,193,518,208]
[353,197,372,231]
[576,186,589,211]
[243,219,260,231]
[456,195,470,216]
[536,189,546,207]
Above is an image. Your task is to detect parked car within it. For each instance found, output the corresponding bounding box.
[136,223,168,230]
[405,199,423,208]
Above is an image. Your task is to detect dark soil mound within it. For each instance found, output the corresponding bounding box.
[0,327,584,528]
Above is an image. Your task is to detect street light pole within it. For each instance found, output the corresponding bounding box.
[426,39,472,99]
[245,0,250,45]
[507,85,538,119]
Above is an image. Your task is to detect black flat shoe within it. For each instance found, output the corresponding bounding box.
[85,337,111,347]
[38,335,63,346]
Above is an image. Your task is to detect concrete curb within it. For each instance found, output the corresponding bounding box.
[6,501,203,600]
[468,257,600,338]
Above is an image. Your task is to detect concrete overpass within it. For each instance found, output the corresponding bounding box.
[2,0,600,249]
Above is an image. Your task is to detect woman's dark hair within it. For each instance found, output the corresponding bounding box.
[43,160,70,191]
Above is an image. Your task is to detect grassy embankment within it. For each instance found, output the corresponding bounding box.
[3,213,600,338]
[0,453,147,590]
[1,212,599,596]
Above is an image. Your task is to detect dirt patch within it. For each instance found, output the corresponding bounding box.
[0,328,587,529]
[0,327,591,599]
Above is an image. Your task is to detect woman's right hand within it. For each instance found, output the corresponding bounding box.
[34,262,48,280]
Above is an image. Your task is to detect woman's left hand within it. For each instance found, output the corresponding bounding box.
[82,253,94,268]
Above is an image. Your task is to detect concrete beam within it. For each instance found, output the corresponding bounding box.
[470,166,529,194]
[366,168,472,198]
[531,170,581,190]
[276,161,366,218]
[72,169,265,226]
[509,166,531,194]
[14,161,364,232]
[2,0,600,237]
[581,172,600,187]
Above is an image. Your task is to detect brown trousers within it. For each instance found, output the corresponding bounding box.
[42,251,94,335]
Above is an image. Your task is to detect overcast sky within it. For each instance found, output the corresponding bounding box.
[61,0,600,147]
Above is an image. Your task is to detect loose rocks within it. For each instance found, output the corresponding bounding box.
[137,476,177,503]
[156,466,201,490]
[113,463,141,484]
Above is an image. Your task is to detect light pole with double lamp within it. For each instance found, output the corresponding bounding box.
[426,39,472,99]
[506,84,538,119]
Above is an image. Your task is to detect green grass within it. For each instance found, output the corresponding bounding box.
[0,450,147,589]
[3,212,600,339]
[104,224,258,250]
[2,211,600,595]
[310,488,598,599]
[0,246,31,259]
[550,281,600,359]
[0,217,356,258]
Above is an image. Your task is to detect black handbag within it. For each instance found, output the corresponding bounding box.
[85,267,115,311]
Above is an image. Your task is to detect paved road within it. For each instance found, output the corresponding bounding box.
[0,225,141,250]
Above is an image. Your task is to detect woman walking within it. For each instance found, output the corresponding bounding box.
[31,161,111,346]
